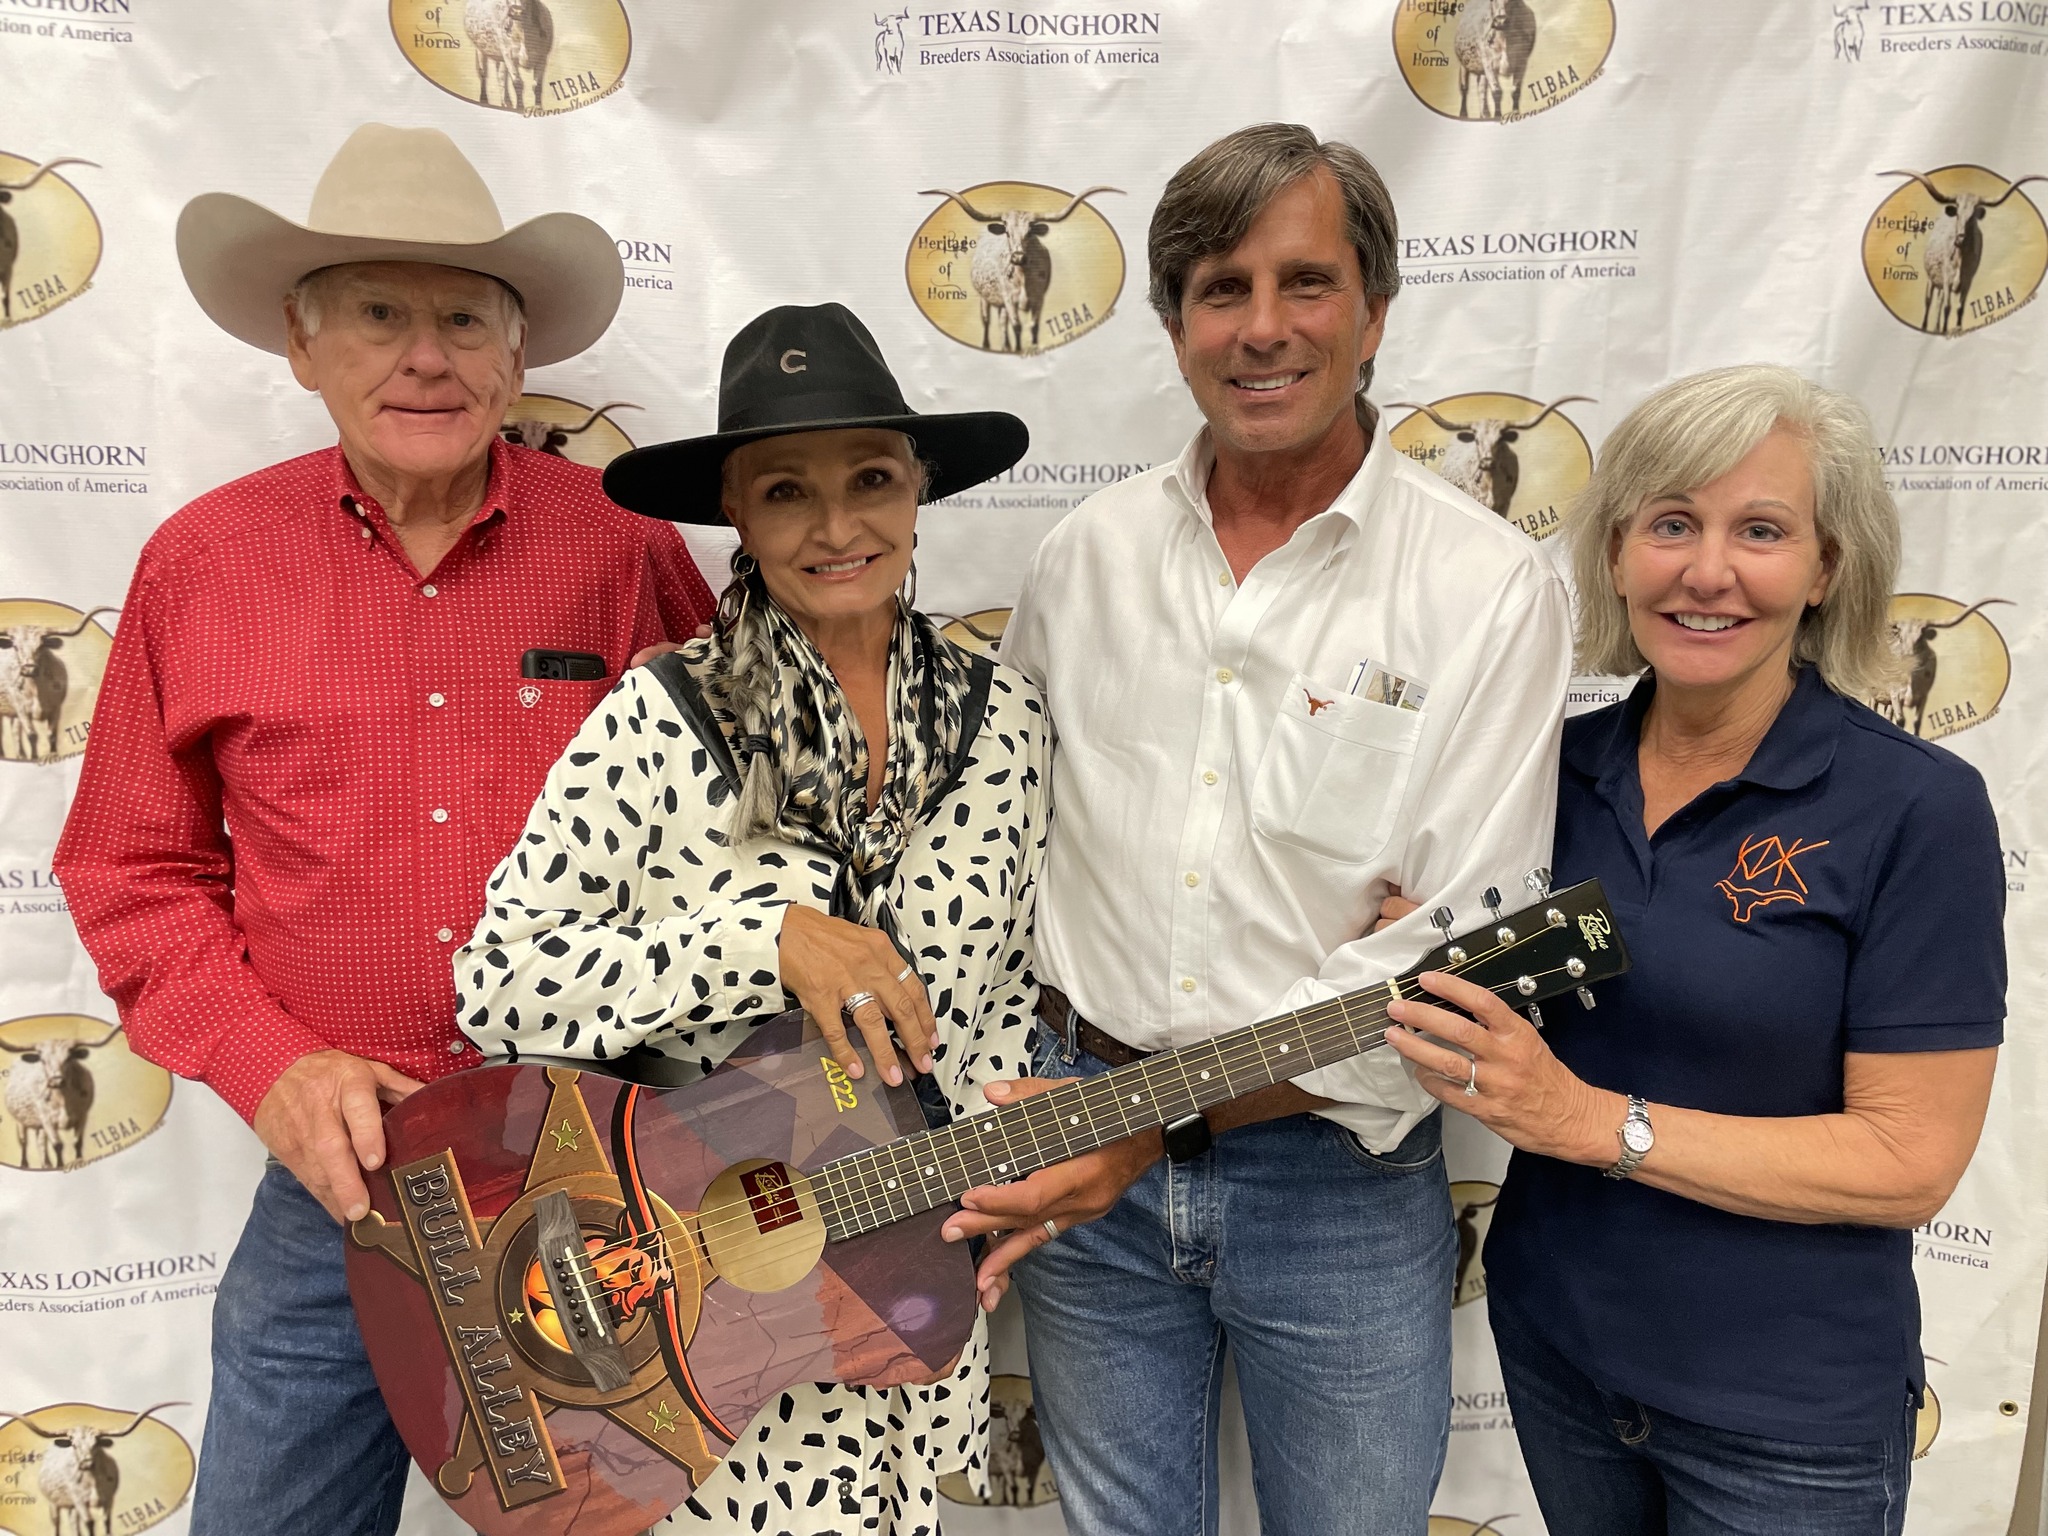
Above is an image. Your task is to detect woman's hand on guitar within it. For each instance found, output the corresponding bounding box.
[941,1077,1164,1311]
[1383,969,1617,1162]
[778,903,938,1087]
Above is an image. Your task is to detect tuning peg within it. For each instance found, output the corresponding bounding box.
[1577,987,1597,1010]
[1429,905,1468,966]
[1482,886,1504,921]
[1525,1003,1546,1029]
[1523,867,1551,900]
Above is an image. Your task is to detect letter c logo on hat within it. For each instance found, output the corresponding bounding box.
[780,349,808,374]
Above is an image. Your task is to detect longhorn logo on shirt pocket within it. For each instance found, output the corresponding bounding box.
[1251,671,1423,863]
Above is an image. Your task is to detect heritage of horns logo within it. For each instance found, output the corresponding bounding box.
[0,600,117,765]
[1389,392,1594,542]
[908,182,1124,356]
[391,0,630,117]
[1428,1516,1516,1536]
[0,1015,171,1174]
[1392,0,1613,122]
[0,1400,194,1536]
[1873,594,2013,741]
[938,1374,1056,1507]
[499,393,640,469]
[1914,1356,1946,1460]
[1449,1179,1500,1308]
[1863,165,2046,336]
[0,153,100,331]
[937,608,1010,660]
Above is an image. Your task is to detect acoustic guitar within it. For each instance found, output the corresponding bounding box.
[345,876,1627,1534]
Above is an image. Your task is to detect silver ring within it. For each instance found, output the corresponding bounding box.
[842,990,879,1017]
[896,966,914,982]
[1464,1060,1479,1098]
[1042,1219,1060,1240]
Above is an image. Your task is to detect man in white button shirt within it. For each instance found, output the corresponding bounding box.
[941,123,1571,1534]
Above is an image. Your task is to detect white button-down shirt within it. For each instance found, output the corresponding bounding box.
[1004,415,1571,1151]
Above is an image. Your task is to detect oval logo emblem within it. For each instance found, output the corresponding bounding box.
[1388,392,1594,542]
[1873,594,2013,742]
[0,1401,195,1532]
[0,600,118,765]
[1449,1179,1500,1308]
[0,153,101,330]
[1392,0,1613,122]
[499,393,639,469]
[1863,165,2046,336]
[907,182,1125,356]
[937,608,1011,660]
[939,1374,1056,1506]
[0,1015,172,1172]
[390,0,631,116]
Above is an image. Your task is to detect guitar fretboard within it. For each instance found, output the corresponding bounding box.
[811,982,1404,1241]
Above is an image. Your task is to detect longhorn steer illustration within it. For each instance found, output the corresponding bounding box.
[1880,170,2048,334]
[1880,598,2012,737]
[499,400,641,456]
[1,1022,121,1169]
[0,157,97,323]
[465,0,554,113]
[1388,396,1594,518]
[0,1402,186,1536]
[0,606,117,762]
[918,186,1122,352]
[1455,0,1537,119]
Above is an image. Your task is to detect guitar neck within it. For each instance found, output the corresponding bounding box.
[813,983,1398,1241]
[811,877,1627,1242]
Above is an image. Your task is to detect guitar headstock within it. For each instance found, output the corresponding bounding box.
[1403,877,1628,1012]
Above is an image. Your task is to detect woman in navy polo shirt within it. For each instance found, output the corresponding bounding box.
[1384,365,2004,1534]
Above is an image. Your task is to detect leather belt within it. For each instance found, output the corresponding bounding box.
[1037,985,1154,1067]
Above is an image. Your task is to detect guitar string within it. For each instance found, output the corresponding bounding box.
[561,933,1586,1263]
[551,925,1594,1268]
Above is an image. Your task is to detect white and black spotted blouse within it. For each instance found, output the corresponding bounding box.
[457,661,1049,1535]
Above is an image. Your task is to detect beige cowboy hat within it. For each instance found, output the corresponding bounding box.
[176,123,622,367]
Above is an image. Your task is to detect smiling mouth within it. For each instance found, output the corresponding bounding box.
[1667,613,1747,632]
[1232,371,1306,394]
[805,554,882,576]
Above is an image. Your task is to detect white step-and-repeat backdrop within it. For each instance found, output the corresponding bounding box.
[2,3,2043,1533]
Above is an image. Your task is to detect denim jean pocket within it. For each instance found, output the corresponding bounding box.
[1331,1110,1443,1173]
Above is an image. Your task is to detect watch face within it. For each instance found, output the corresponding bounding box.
[1622,1120,1655,1154]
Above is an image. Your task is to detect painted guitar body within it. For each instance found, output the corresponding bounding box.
[344,1010,974,1536]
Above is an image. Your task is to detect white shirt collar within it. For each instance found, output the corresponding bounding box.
[1162,405,1399,542]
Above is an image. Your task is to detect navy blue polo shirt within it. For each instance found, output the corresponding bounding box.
[1485,666,2005,1443]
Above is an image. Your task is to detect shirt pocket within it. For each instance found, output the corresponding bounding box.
[517,675,618,760]
[1251,671,1423,864]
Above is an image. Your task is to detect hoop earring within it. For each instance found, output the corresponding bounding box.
[717,551,758,636]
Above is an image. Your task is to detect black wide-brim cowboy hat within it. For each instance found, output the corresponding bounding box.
[604,303,1028,522]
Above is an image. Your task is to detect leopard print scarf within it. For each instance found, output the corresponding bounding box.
[690,597,980,926]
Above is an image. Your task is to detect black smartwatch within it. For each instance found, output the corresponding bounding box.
[1162,1112,1212,1164]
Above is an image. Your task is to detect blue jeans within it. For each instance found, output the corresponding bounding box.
[1491,1299,1914,1535]
[1011,1032,1455,1536]
[191,1163,415,1536]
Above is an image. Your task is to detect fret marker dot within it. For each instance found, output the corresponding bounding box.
[982,1123,993,1133]
[923,1166,936,1176]
[1200,1071,1212,1080]
[996,1163,1008,1174]
[1130,1094,1142,1104]
[886,1180,898,1190]
[1278,1043,1290,1054]
[1069,1116,1079,1126]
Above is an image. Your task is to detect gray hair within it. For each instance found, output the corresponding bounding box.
[716,433,933,844]
[1147,123,1401,392]
[286,264,528,349]
[1565,365,1904,701]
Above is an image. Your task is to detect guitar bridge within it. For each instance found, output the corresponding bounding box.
[533,1189,634,1392]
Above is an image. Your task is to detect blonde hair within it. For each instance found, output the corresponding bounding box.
[1565,365,1904,701]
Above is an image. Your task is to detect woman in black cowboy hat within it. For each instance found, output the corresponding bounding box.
[456,303,1048,1528]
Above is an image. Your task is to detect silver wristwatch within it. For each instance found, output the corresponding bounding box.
[1604,1096,1653,1180]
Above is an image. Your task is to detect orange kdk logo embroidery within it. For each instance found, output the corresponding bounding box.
[1716,833,1832,922]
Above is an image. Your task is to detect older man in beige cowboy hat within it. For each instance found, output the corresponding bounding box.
[54,123,713,1534]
